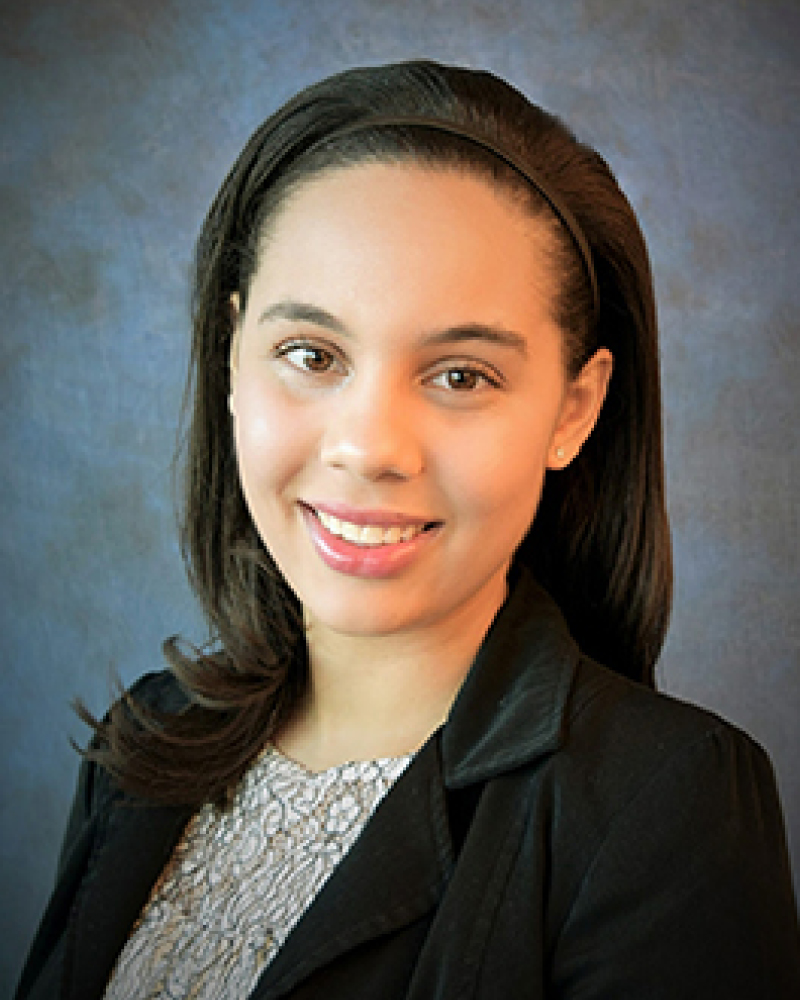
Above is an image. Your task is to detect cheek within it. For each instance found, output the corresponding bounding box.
[439,412,553,532]
[232,379,314,502]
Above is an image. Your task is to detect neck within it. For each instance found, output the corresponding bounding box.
[276,575,508,772]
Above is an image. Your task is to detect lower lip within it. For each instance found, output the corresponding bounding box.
[301,506,439,578]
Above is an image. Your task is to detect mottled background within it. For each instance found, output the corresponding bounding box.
[2,0,798,990]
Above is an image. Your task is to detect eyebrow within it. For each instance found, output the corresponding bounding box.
[421,324,527,356]
[259,299,528,356]
[259,300,347,334]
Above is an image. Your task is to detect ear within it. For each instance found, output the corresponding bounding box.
[547,348,613,470]
[229,293,241,414]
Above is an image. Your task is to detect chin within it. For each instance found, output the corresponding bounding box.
[303,590,432,639]
[309,609,419,639]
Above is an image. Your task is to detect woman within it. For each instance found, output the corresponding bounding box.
[16,60,799,999]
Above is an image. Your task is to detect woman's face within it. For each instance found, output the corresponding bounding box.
[230,162,609,639]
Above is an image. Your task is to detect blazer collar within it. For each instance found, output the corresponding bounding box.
[441,567,580,788]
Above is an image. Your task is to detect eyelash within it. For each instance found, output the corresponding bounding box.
[273,340,503,393]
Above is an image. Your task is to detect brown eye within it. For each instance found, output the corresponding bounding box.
[299,347,334,372]
[278,343,340,374]
[445,369,480,391]
[429,366,499,392]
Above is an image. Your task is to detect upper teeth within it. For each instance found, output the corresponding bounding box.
[316,510,425,546]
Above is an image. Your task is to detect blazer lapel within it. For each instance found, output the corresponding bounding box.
[63,798,192,1000]
[252,571,577,999]
[252,736,454,999]
[442,569,577,788]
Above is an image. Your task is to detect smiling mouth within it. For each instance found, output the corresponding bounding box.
[307,506,439,547]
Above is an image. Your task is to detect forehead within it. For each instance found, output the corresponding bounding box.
[262,159,549,245]
[250,162,560,332]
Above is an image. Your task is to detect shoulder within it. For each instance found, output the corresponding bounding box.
[567,654,768,768]
[530,654,786,914]
[124,668,189,713]
[552,654,778,834]
[76,671,187,817]
[55,670,186,875]
[535,659,800,995]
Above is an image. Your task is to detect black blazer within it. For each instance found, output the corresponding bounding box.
[16,572,800,999]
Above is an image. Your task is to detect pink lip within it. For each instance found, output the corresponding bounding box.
[300,504,441,578]
[307,501,432,527]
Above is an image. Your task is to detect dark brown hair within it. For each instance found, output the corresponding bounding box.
[80,61,672,807]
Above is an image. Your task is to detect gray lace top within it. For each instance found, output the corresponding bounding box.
[103,746,413,1000]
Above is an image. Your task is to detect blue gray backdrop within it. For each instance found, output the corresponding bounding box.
[2,0,798,991]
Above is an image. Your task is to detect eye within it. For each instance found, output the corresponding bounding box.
[428,366,502,392]
[275,341,343,375]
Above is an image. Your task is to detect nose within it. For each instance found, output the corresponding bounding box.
[319,377,424,481]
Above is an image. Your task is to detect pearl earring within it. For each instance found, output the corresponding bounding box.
[556,447,565,460]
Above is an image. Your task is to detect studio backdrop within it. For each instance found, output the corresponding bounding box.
[2,0,798,993]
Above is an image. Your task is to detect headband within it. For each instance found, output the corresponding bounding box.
[317,114,600,324]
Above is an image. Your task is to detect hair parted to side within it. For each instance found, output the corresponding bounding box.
[78,60,672,807]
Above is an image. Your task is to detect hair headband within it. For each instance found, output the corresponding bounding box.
[317,114,600,324]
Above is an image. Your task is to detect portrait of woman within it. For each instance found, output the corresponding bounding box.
[13,58,800,999]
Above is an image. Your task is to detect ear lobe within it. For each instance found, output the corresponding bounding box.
[548,348,613,470]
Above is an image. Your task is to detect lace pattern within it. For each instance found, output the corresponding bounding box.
[103,746,413,1000]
